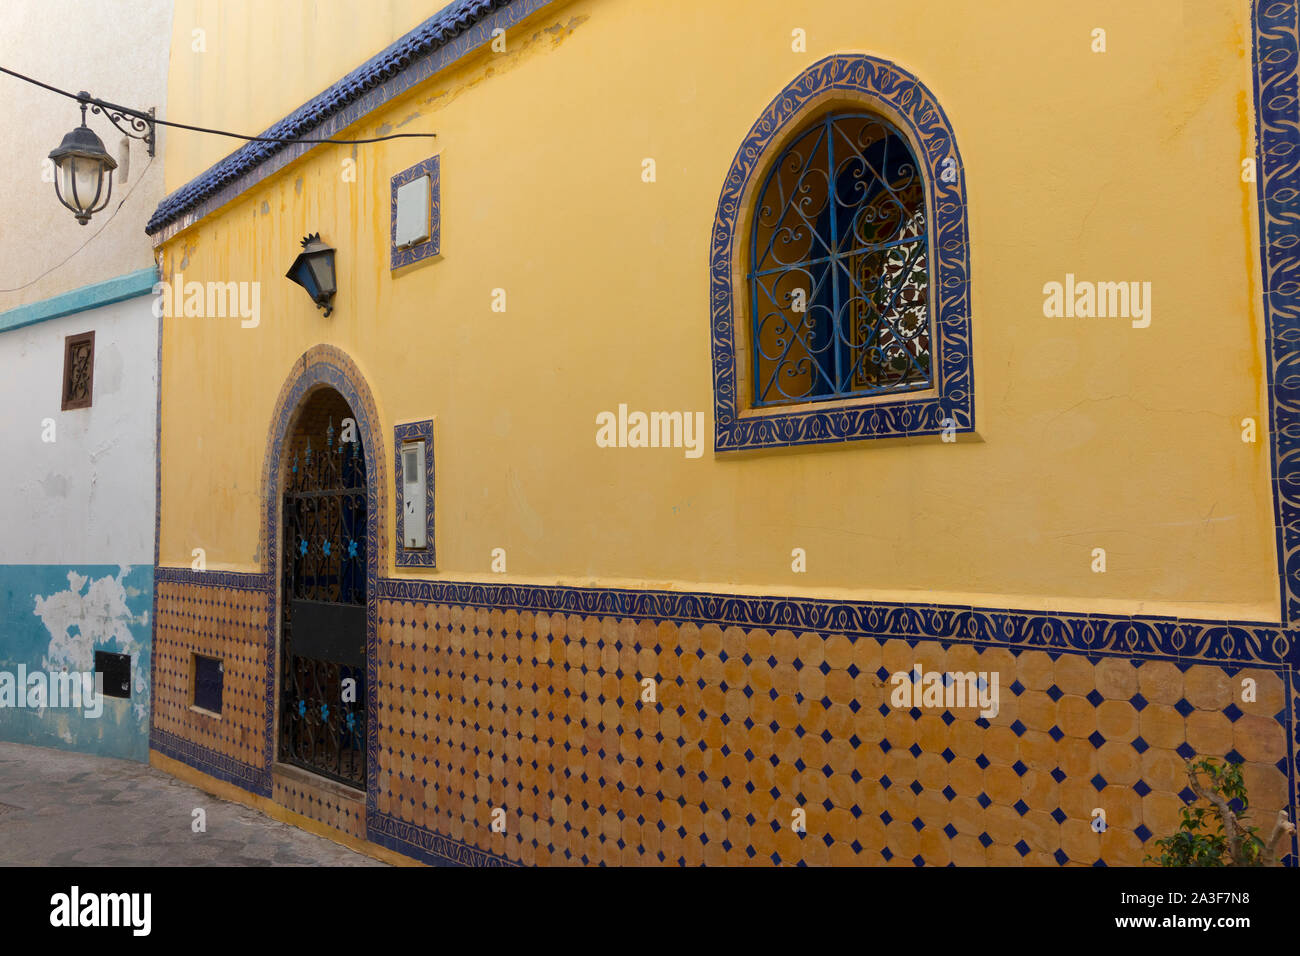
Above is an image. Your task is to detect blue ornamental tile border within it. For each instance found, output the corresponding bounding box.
[150,727,272,796]
[709,54,974,451]
[369,812,516,867]
[372,578,1296,669]
[394,419,437,567]
[146,0,554,242]
[1253,0,1300,627]
[154,566,271,591]
[390,157,442,271]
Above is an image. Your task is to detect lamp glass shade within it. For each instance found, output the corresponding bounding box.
[289,259,322,301]
[60,156,105,214]
[308,254,335,298]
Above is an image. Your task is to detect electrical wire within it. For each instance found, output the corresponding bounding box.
[0,64,437,145]
[0,155,155,294]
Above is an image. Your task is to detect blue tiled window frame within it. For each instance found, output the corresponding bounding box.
[709,54,974,451]
[390,156,441,271]
[394,419,436,567]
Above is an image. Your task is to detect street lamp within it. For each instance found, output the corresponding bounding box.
[48,98,117,226]
[286,233,337,317]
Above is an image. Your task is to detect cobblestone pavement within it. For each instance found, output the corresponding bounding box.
[0,742,386,866]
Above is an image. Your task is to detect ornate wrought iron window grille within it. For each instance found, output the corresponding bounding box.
[749,112,931,408]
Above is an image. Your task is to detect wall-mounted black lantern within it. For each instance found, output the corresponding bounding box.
[48,91,154,226]
[49,106,117,226]
[286,233,337,317]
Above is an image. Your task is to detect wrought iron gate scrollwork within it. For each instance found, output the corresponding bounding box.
[279,415,367,788]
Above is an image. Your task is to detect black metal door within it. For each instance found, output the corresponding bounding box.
[279,418,367,788]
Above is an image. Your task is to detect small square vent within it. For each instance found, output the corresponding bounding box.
[93,650,131,699]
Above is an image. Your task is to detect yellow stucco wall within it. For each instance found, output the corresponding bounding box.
[155,0,1277,622]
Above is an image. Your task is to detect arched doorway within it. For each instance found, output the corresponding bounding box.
[277,386,368,788]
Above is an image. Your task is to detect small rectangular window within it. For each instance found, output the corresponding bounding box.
[62,330,95,410]
[192,654,223,715]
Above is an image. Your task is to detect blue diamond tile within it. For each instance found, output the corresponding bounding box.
[1225,749,1244,765]
[977,792,991,809]
[1010,679,1025,696]
[908,743,922,758]
[942,785,956,801]
[1135,824,1152,843]
[1086,689,1104,707]
[1174,698,1195,718]
[978,831,993,848]
[1046,684,1063,702]
[1130,692,1147,712]
[1010,720,1027,737]
[1088,731,1106,749]
[1178,786,1197,805]
[1054,848,1069,865]
[1012,760,1028,777]
[1050,767,1066,783]
[911,817,924,832]
[944,822,957,839]
[880,738,893,753]
[1133,779,1151,797]
[1176,742,1196,761]
[1051,807,1067,824]
[1013,799,1030,816]
[881,847,893,861]
[1223,703,1243,723]
[1014,840,1030,857]
[976,753,990,769]
[880,810,893,825]
[1049,725,1064,742]
[1090,773,1107,791]
[1131,736,1149,754]
[941,747,956,763]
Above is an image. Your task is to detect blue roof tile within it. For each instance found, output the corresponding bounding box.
[146,0,516,235]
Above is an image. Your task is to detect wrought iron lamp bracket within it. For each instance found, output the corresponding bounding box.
[77,91,156,157]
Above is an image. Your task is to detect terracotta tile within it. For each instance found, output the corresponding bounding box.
[1186,710,1233,756]
[1183,664,1233,712]
[1137,660,1183,705]
[949,832,987,866]
[1099,826,1143,866]
[1234,714,1285,763]
[1018,690,1056,732]
[1138,703,1184,750]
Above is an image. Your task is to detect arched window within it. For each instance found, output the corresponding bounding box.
[750,112,930,406]
[710,55,972,451]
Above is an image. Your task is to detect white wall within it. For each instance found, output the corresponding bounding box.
[0,0,173,311]
[0,297,157,565]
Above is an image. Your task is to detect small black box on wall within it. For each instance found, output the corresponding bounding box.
[94,650,131,699]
